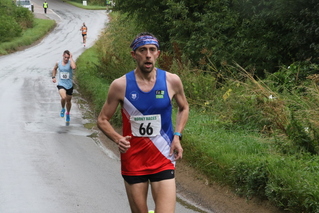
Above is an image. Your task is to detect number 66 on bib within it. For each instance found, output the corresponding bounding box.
[130,114,161,137]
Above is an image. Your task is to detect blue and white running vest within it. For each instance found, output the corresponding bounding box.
[121,68,175,176]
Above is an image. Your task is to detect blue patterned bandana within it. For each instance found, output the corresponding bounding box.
[130,35,159,51]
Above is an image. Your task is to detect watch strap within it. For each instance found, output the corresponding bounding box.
[174,132,182,140]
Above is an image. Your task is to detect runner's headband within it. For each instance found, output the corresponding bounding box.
[130,35,159,51]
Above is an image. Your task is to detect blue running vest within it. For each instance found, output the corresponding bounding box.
[121,68,175,176]
[57,60,73,89]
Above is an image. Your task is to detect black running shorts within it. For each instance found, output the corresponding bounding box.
[57,85,73,96]
[122,170,175,184]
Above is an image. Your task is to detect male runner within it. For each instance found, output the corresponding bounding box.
[97,32,189,213]
[52,50,76,123]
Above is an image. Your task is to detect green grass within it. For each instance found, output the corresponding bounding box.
[75,46,111,117]
[183,110,319,211]
[0,18,55,55]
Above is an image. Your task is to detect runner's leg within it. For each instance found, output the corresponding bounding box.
[59,88,67,109]
[124,181,149,213]
[150,179,176,213]
[65,95,72,113]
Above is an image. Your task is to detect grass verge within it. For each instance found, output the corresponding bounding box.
[0,18,55,55]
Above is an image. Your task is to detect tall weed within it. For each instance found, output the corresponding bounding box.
[95,13,144,82]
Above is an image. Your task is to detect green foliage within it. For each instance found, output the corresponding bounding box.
[0,0,16,16]
[75,46,111,117]
[267,61,319,93]
[286,113,319,155]
[266,157,319,212]
[0,18,55,55]
[230,158,269,199]
[94,13,141,82]
[14,6,34,29]
[171,64,217,103]
[116,0,319,76]
[0,15,22,42]
[0,0,34,42]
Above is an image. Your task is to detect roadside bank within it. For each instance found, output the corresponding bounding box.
[0,2,55,55]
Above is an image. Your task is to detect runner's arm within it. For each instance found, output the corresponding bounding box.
[168,73,189,160]
[69,53,76,70]
[52,62,58,83]
[97,77,131,152]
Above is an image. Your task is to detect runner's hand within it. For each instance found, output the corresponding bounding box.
[118,136,131,153]
[170,139,183,160]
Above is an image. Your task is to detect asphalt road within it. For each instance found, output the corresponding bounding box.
[0,0,209,212]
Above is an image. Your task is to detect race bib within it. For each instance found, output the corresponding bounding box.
[60,72,70,79]
[130,114,161,137]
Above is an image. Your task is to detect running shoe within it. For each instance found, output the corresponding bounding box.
[60,108,65,117]
[66,114,70,122]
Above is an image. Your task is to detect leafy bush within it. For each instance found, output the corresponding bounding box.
[0,18,55,55]
[0,0,34,43]
[116,0,319,76]
[286,113,319,155]
[0,15,22,42]
[267,61,319,93]
[14,6,34,29]
[0,0,16,16]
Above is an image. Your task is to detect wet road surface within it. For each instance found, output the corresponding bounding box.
[0,0,210,212]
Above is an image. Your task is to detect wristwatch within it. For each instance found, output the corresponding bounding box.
[174,132,182,140]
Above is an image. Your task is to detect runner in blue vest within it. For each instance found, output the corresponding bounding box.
[97,32,189,213]
[52,50,76,123]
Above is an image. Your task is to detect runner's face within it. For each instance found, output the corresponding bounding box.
[63,54,70,63]
[132,44,160,73]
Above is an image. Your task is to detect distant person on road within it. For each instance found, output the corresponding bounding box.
[97,32,189,213]
[52,50,76,123]
[80,23,88,47]
[106,0,111,12]
[43,1,48,14]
